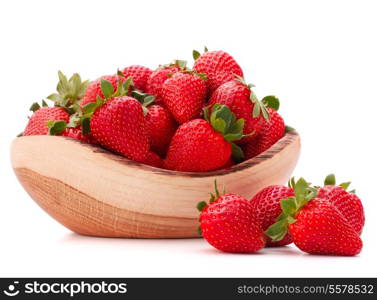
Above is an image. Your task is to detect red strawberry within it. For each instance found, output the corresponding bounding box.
[161,72,207,124]
[47,71,89,108]
[317,174,365,235]
[289,199,362,256]
[243,108,285,159]
[81,74,122,106]
[219,158,236,170]
[250,185,294,247]
[146,61,186,102]
[24,104,69,136]
[193,49,243,95]
[143,151,163,168]
[82,79,150,162]
[208,79,277,143]
[164,104,247,172]
[145,104,177,157]
[61,127,96,144]
[266,178,363,256]
[121,65,152,92]
[197,182,265,253]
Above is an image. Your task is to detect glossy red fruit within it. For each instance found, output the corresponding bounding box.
[289,198,362,256]
[161,72,207,124]
[121,65,152,92]
[209,80,269,143]
[146,65,182,102]
[318,185,364,235]
[164,119,231,172]
[243,108,285,159]
[24,107,69,136]
[90,96,149,162]
[81,75,122,106]
[199,192,265,253]
[145,104,177,157]
[143,151,163,168]
[164,104,246,172]
[250,185,294,247]
[193,50,243,95]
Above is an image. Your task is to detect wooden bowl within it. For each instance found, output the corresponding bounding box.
[10,131,300,238]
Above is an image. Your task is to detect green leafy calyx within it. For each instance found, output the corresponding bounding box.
[47,71,89,108]
[323,174,353,193]
[265,177,317,242]
[47,120,67,135]
[196,180,225,213]
[209,104,251,161]
[234,75,272,120]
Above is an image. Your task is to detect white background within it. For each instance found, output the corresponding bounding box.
[1,0,376,277]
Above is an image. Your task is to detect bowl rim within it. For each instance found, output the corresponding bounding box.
[14,130,299,178]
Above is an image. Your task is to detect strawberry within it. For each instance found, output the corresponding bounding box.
[219,158,236,170]
[82,79,149,162]
[161,72,207,124]
[164,104,247,172]
[81,74,124,107]
[146,60,186,102]
[121,65,152,92]
[250,185,294,247]
[266,178,363,256]
[290,199,362,256]
[193,48,243,95]
[23,102,70,136]
[208,79,279,143]
[143,151,163,168]
[47,71,89,108]
[61,127,96,144]
[145,104,177,157]
[243,108,285,159]
[317,174,365,234]
[197,182,265,253]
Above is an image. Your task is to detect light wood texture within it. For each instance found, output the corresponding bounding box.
[10,132,300,238]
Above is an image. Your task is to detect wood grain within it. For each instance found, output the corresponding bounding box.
[11,131,300,238]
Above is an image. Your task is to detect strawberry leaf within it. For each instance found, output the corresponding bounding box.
[81,116,91,135]
[100,79,114,99]
[30,102,41,112]
[285,125,295,132]
[262,95,280,111]
[231,143,245,162]
[47,120,67,135]
[265,219,289,242]
[193,50,201,60]
[324,174,336,186]
[197,201,207,212]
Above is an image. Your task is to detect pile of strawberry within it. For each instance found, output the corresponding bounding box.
[197,174,365,256]
[21,48,285,171]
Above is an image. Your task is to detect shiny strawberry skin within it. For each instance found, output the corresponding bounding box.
[200,194,266,253]
[209,80,264,143]
[243,108,285,159]
[143,151,163,168]
[250,185,294,247]
[145,104,177,157]
[164,119,231,172]
[90,96,149,162]
[193,50,243,95]
[289,198,362,256]
[122,65,152,92]
[161,72,207,124]
[24,107,69,136]
[81,75,121,106]
[146,66,181,102]
[318,186,365,235]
